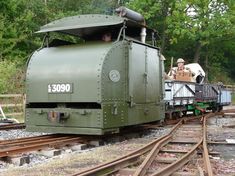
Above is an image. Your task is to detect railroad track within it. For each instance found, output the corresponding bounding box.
[72,113,215,176]
[0,134,86,158]
[0,111,233,175]
[0,111,231,166]
[0,116,197,159]
[0,123,25,130]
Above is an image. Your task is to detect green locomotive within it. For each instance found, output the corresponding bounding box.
[25,7,165,135]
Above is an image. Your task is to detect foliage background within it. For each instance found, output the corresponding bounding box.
[0,0,234,94]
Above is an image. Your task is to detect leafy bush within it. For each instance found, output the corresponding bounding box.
[0,60,24,94]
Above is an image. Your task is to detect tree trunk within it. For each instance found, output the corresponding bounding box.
[160,26,166,53]
[160,1,170,54]
[205,52,209,83]
[194,42,202,63]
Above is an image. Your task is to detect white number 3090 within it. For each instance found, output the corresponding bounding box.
[48,83,72,93]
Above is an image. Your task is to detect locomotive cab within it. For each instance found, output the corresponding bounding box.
[26,8,165,135]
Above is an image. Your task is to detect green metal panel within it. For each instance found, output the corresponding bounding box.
[146,47,160,103]
[127,41,165,124]
[127,103,165,125]
[101,41,127,102]
[128,42,163,104]
[25,107,106,135]
[26,42,111,103]
[102,103,128,128]
[26,108,103,127]
[100,41,128,128]
[129,42,146,103]
[26,125,105,135]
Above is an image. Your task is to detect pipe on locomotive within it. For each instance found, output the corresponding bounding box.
[115,6,146,43]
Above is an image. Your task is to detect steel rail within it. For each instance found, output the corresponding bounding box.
[221,109,235,113]
[134,118,203,176]
[0,123,25,130]
[133,119,186,176]
[150,139,202,176]
[133,136,172,176]
[0,134,66,144]
[202,113,214,176]
[0,136,76,148]
[0,136,83,157]
[71,119,185,176]
[149,112,214,176]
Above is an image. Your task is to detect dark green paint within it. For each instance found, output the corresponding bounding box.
[26,14,164,135]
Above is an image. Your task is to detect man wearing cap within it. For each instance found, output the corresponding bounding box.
[176,58,185,71]
[168,58,192,80]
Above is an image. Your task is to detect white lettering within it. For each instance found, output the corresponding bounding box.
[48,83,72,93]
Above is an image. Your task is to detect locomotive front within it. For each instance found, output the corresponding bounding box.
[25,9,165,135]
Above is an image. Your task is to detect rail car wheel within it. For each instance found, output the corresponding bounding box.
[194,109,202,116]
[178,111,183,118]
[212,105,222,112]
[182,111,187,116]
[212,107,217,113]
[218,105,223,112]
[172,112,181,119]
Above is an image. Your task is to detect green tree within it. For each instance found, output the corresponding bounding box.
[128,0,175,53]
[0,0,47,62]
[128,0,235,82]
[0,0,235,94]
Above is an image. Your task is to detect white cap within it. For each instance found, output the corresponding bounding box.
[177,58,185,63]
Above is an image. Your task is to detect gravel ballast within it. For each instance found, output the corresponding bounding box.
[0,126,170,176]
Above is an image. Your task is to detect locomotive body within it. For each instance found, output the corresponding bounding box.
[26,13,165,135]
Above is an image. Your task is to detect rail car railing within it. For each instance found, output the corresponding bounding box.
[0,94,25,120]
[224,84,235,93]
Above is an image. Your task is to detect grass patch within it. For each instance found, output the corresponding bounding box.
[232,93,235,105]
[15,115,24,123]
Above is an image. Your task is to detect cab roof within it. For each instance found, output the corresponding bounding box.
[36,14,154,39]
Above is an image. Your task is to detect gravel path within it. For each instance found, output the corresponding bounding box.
[207,114,235,175]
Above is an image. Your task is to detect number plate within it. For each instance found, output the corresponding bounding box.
[48,83,73,93]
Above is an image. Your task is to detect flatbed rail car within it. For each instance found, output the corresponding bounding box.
[218,85,232,106]
[164,80,232,116]
[164,80,195,117]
